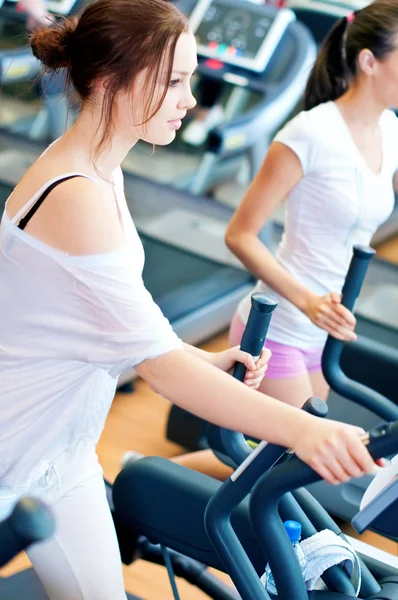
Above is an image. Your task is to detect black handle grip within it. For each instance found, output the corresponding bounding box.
[0,498,55,568]
[340,245,375,311]
[254,420,398,506]
[249,420,398,600]
[322,245,398,422]
[232,293,278,381]
[366,421,398,458]
[208,294,278,467]
[302,396,328,418]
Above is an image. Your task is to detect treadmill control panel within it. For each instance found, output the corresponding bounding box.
[190,0,295,73]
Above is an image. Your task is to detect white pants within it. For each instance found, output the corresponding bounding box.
[0,446,127,600]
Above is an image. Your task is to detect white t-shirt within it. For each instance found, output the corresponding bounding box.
[238,101,398,348]
[0,167,182,492]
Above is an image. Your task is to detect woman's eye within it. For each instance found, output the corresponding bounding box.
[169,78,181,88]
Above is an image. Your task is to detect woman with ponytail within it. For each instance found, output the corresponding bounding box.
[0,0,376,597]
[225,1,398,406]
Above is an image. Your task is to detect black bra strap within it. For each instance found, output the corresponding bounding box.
[18,175,85,231]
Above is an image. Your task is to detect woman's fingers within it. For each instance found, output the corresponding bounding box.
[336,305,356,326]
[316,316,357,340]
[319,304,356,330]
[316,306,357,340]
[244,348,271,388]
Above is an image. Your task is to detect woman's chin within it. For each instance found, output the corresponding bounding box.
[142,130,176,146]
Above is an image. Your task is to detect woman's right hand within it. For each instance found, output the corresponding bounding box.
[293,416,376,485]
[304,292,357,341]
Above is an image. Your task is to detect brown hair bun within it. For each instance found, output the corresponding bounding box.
[30,16,78,69]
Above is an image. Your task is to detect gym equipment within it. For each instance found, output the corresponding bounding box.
[111,293,398,598]
[111,295,341,599]
[0,0,82,141]
[0,497,63,599]
[109,295,398,600]
[170,243,396,539]
[0,497,55,568]
[184,0,315,196]
[247,422,398,600]
[166,245,398,534]
[0,498,140,598]
[189,0,296,74]
[308,246,398,525]
[0,129,254,388]
[166,246,398,459]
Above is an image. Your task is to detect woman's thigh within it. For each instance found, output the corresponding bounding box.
[27,455,127,600]
[259,374,314,408]
[309,370,330,402]
[172,449,233,481]
[230,311,324,407]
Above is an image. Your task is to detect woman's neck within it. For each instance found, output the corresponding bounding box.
[335,81,388,131]
[58,107,139,180]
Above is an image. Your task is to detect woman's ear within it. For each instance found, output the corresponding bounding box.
[358,48,377,76]
[95,76,111,95]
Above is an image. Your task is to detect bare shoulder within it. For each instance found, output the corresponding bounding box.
[9,173,124,256]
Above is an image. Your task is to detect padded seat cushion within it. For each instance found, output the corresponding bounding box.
[112,457,265,573]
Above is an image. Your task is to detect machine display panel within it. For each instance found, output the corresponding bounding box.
[190,0,295,73]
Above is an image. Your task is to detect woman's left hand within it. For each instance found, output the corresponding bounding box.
[209,346,271,389]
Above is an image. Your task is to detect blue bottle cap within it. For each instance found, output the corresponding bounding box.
[283,520,302,542]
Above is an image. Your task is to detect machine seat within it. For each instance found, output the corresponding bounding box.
[112,457,264,574]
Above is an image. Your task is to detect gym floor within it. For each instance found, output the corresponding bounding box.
[1,237,397,599]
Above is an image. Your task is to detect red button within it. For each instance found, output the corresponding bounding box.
[205,59,224,70]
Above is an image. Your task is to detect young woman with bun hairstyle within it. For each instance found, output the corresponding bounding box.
[0,1,376,597]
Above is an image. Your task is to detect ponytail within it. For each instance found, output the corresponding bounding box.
[304,17,350,111]
[304,1,398,111]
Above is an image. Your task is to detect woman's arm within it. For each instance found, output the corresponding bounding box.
[136,349,375,485]
[226,142,356,341]
[226,142,309,310]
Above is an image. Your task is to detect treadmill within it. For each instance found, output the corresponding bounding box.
[0,0,83,140]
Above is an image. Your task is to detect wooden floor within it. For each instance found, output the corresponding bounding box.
[1,237,397,599]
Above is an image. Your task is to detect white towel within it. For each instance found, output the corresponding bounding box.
[300,529,361,595]
[361,455,398,509]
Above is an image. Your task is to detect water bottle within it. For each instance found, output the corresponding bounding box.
[264,520,307,597]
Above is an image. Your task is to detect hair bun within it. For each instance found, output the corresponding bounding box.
[30,16,78,69]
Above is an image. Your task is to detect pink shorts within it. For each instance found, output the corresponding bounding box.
[229,312,323,379]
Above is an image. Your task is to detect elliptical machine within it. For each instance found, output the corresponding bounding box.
[111,247,398,599]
